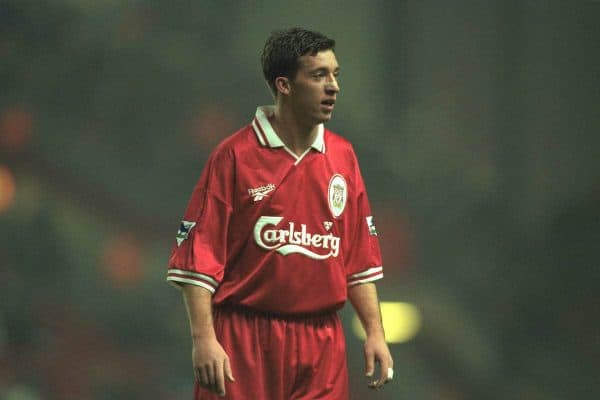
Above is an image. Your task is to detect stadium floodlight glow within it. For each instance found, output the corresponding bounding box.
[352,302,421,344]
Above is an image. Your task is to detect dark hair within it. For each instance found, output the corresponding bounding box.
[261,27,335,95]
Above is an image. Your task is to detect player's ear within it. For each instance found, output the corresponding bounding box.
[275,76,291,96]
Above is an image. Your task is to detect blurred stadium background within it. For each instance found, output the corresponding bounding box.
[1,1,598,399]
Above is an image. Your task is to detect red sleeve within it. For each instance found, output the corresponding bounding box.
[344,148,383,286]
[166,147,234,293]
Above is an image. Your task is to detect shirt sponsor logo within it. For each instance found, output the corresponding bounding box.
[328,174,347,218]
[254,216,340,259]
[248,183,276,202]
[176,220,196,246]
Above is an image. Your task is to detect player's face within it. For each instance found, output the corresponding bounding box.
[288,50,340,125]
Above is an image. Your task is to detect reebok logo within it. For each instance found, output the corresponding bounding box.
[253,216,341,260]
[248,184,276,201]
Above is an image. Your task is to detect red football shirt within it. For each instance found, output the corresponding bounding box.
[167,106,383,315]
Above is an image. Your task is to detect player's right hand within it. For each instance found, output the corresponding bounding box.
[192,337,235,397]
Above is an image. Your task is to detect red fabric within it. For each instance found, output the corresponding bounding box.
[195,308,349,400]
[168,108,383,314]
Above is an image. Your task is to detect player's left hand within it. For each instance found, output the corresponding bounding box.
[363,334,394,389]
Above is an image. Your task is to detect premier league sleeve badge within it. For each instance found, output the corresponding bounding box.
[176,220,197,246]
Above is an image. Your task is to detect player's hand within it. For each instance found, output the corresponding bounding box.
[192,337,235,397]
[364,334,394,390]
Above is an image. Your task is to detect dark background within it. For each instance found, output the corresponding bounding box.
[1,1,598,399]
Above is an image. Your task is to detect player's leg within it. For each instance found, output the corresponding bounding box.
[289,313,350,400]
[193,308,294,399]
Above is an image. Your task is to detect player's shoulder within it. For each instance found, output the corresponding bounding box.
[324,128,358,157]
[210,124,257,158]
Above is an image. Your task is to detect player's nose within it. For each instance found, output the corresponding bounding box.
[325,77,340,93]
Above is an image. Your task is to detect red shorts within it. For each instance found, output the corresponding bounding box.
[194,306,349,400]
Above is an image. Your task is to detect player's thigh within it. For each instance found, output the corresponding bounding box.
[291,315,349,400]
[203,310,288,399]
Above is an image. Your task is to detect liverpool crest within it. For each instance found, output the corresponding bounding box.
[328,174,347,218]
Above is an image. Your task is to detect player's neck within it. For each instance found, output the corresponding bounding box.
[270,105,318,157]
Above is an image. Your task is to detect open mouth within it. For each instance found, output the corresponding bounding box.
[321,99,336,109]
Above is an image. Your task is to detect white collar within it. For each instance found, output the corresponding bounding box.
[251,105,325,153]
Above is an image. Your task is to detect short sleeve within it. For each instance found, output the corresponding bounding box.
[166,147,235,293]
[344,149,383,286]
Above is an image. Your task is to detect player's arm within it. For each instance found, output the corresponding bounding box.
[182,284,235,397]
[348,282,394,389]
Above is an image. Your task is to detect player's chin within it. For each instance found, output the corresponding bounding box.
[317,109,334,122]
